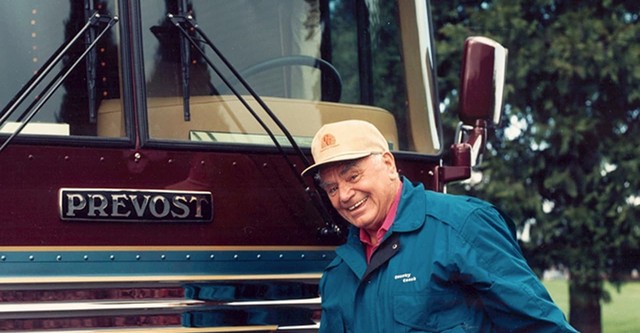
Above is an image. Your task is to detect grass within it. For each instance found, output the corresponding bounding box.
[543,280,640,333]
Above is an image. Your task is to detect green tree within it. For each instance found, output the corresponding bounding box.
[432,1,640,332]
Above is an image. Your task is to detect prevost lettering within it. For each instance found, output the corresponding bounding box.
[59,188,213,222]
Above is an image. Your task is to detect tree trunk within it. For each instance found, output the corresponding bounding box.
[568,278,602,333]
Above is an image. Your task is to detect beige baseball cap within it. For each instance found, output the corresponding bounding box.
[301,120,390,176]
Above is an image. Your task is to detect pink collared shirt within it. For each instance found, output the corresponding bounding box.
[359,182,403,263]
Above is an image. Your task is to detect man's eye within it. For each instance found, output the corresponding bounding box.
[327,186,338,196]
[349,172,361,182]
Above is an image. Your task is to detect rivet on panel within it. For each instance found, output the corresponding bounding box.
[110,255,115,261]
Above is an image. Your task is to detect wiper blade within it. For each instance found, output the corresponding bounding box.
[85,1,98,124]
[168,14,310,166]
[178,0,191,121]
[0,12,118,153]
[168,14,341,237]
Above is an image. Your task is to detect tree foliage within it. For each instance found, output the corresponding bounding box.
[431,1,640,332]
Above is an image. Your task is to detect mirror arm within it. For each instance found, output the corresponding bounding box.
[434,143,470,192]
[465,119,488,169]
[434,119,488,191]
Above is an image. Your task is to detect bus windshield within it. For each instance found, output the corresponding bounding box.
[1,0,442,155]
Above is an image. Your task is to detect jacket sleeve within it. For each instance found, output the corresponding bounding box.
[318,257,347,333]
[452,203,578,332]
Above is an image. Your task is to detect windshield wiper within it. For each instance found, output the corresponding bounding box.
[85,1,99,124]
[0,12,118,153]
[167,14,342,239]
[177,0,191,121]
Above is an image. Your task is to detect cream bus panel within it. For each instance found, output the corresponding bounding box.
[97,96,399,150]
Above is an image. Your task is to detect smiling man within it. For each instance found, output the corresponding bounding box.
[302,120,577,333]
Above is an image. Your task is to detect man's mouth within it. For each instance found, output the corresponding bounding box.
[348,197,368,211]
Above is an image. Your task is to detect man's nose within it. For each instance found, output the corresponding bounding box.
[338,182,354,202]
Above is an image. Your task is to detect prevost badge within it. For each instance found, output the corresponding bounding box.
[59,188,213,222]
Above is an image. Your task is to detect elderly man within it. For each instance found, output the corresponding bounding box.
[301,120,577,332]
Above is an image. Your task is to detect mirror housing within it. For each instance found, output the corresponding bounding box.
[459,36,507,127]
[435,37,507,191]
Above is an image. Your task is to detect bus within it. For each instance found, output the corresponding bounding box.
[0,0,506,331]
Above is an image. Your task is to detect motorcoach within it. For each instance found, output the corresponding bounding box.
[0,0,506,331]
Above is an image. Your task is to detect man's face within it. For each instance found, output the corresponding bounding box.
[318,153,399,233]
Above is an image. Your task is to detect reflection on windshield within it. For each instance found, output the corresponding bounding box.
[1,0,441,155]
[139,0,417,151]
[143,0,323,101]
[0,0,120,137]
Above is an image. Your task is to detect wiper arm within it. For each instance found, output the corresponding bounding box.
[1,13,98,124]
[168,14,341,237]
[168,14,310,166]
[0,12,118,153]
[85,1,98,124]
[178,0,191,121]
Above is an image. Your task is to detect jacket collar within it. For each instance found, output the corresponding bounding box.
[335,177,427,278]
[386,177,427,233]
[342,177,426,243]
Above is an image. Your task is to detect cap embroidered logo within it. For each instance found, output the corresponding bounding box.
[321,133,337,150]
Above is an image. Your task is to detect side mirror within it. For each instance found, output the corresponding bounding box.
[436,37,507,191]
[459,36,507,127]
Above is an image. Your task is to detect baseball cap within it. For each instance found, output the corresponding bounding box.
[301,120,390,176]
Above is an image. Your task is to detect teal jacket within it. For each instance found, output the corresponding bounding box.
[319,178,577,332]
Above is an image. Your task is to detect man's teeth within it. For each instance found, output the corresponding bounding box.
[348,197,367,211]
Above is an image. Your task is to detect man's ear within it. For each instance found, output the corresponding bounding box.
[382,152,398,180]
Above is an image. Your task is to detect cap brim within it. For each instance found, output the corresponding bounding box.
[301,151,372,176]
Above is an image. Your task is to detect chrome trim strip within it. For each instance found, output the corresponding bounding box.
[0,299,203,319]
[0,273,322,285]
[23,326,281,333]
[227,297,320,307]
[277,324,320,331]
[0,297,321,316]
[0,245,337,252]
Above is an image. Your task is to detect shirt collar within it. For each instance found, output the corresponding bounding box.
[359,181,403,246]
